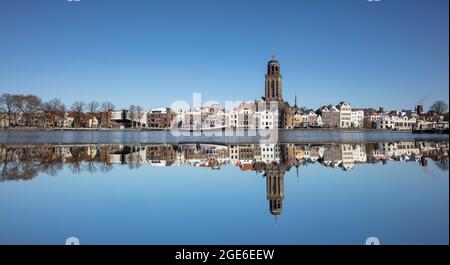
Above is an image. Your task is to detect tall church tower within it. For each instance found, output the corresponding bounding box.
[265,57,283,102]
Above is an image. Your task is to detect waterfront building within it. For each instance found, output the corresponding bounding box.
[300,109,321,127]
[0,113,8,128]
[256,108,278,129]
[147,108,174,129]
[351,109,364,128]
[336,101,352,128]
[83,113,99,128]
[234,102,256,129]
[320,105,340,128]
[376,114,416,130]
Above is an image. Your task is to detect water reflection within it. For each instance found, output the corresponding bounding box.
[1,141,448,216]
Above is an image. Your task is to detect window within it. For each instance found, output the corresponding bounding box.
[271,81,275,97]
[275,80,278,97]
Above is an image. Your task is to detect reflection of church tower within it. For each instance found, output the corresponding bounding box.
[265,163,286,216]
[265,57,283,102]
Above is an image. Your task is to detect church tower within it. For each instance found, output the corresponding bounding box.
[265,57,283,102]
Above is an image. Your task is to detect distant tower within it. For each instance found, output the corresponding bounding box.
[416,105,424,114]
[265,57,283,102]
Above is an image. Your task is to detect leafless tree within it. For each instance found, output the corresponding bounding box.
[87,101,100,114]
[101,101,115,112]
[136,105,144,128]
[129,105,136,128]
[430,100,448,115]
[45,98,66,127]
[13,95,43,126]
[0,93,16,127]
[71,101,85,128]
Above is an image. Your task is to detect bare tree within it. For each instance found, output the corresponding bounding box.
[57,103,67,127]
[129,105,136,128]
[71,101,85,128]
[101,102,115,112]
[136,105,144,128]
[0,93,16,127]
[430,100,448,115]
[13,95,43,126]
[87,101,100,114]
[45,98,66,127]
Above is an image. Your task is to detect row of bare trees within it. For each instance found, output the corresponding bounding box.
[0,94,44,126]
[0,93,116,128]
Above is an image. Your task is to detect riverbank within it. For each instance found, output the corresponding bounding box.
[0,128,448,145]
[1,127,162,131]
[2,126,448,134]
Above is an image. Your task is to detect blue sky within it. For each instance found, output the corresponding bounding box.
[0,0,448,111]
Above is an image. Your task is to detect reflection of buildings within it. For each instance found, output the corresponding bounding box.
[377,141,420,158]
[265,163,286,216]
[1,141,448,216]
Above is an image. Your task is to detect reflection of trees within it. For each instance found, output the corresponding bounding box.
[68,146,85,174]
[69,161,82,174]
[84,160,98,174]
[1,159,39,181]
[99,162,113,173]
[0,147,45,181]
[39,150,64,177]
[41,160,63,176]
[0,141,448,182]
[435,156,449,171]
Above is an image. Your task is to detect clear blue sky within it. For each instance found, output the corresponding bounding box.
[0,0,448,111]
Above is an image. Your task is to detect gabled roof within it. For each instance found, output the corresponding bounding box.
[336,101,351,110]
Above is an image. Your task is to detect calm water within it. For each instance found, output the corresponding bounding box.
[0,140,448,245]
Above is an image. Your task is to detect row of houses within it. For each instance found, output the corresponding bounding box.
[1,101,448,131]
[364,107,449,130]
[167,101,362,130]
[317,102,365,128]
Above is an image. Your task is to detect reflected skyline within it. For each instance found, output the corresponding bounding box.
[1,141,448,217]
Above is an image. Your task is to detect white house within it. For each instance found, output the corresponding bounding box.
[351,109,364,128]
[303,110,321,127]
[376,114,416,130]
[256,109,278,129]
[336,101,352,128]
